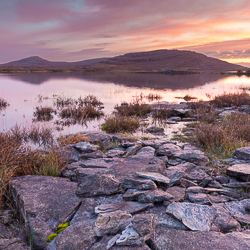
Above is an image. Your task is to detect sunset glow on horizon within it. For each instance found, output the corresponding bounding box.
[1,0,250,65]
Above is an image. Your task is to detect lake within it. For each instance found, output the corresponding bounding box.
[1,72,250,137]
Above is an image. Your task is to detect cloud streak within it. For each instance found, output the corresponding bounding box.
[0,0,250,63]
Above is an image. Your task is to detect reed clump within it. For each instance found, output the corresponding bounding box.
[101,116,139,133]
[33,106,56,122]
[0,97,9,110]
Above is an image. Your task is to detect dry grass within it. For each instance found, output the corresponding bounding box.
[0,97,9,110]
[33,106,56,122]
[193,112,250,158]
[210,92,250,107]
[101,116,139,133]
[57,133,90,147]
[115,98,151,117]
[0,127,68,208]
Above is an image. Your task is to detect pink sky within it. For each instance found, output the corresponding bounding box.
[1,0,250,64]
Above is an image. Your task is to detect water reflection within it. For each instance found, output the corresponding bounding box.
[0,72,250,135]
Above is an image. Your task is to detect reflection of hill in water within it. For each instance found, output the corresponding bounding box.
[8,72,228,90]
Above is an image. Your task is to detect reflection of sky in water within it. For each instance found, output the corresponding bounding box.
[0,73,250,135]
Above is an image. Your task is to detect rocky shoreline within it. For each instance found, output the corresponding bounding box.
[1,126,250,249]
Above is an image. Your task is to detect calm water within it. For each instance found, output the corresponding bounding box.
[1,72,250,136]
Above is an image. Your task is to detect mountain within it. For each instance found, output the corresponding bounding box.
[86,50,247,73]
[0,50,247,73]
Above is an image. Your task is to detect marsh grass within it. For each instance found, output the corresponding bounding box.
[193,112,250,158]
[33,106,56,122]
[114,98,151,117]
[210,91,250,107]
[146,93,163,102]
[57,133,90,147]
[0,126,67,208]
[0,97,9,110]
[101,116,139,133]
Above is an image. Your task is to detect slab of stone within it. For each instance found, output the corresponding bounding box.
[105,148,127,158]
[215,175,229,184]
[136,172,170,184]
[233,146,250,160]
[180,178,198,187]
[121,141,136,148]
[199,176,213,187]
[10,176,85,250]
[222,182,250,188]
[116,226,141,246]
[93,211,132,236]
[183,166,209,182]
[211,204,241,233]
[166,186,185,202]
[156,214,188,230]
[125,143,142,156]
[122,178,157,190]
[146,126,164,133]
[224,199,250,225]
[76,174,121,197]
[227,164,250,181]
[172,149,209,166]
[0,238,31,250]
[78,150,105,160]
[136,146,155,156]
[123,189,145,201]
[152,227,250,250]
[47,221,97,250]
[141,139,171,149]
[156,143,181,157]
[138,189,173,203]
[163,162,195,186]
[73,141,99,153]
[95,202,154,215]
[207,180,223,188]
[187,193,211,205]
[166,202,217,231]
[207,194,229,203]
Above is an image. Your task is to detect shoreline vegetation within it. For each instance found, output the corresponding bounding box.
[1,91,250,247]
[1,91,250,207]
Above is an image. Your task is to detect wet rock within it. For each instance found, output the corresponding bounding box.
[233,146,250,160]
[172,149,209,166]
[93,211,132,236]
[152,227,250,250]
[122,177,157,190]
[156,143,181,157]
[95,202,154,215]
[224,199,250,226]
[137,189,173,203]
[227,164,250,181]
[136,172,170,184]
[73,141,99,153]
[76,174,121,197]
[166,202,217,231]
[136,146,155,156]
[0,238,31,250]
[163,162,195,186]
[105,148,127,158]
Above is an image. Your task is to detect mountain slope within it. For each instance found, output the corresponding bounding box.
[87,50,247,72]
[0,50,247,72]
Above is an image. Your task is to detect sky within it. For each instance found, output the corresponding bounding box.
[1,0,250,65]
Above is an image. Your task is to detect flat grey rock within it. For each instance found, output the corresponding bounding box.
[233,146,250,160]
[73,141,99,153]
[172,149,209,166]
[138,189,173,203]
[156,143,181,157]
[95,202,154,215]
[136,146,155,156]
[0,238,31,250]
[122,177,157,190]
[76,174,121,197]
[187,193,211,205]
[166,202,217,231]
[93,211,132,236]
[153,227,250,250]
[136,172,170,184]
[227,164,250,181]
[105,148,127,158]
[166,186,185,202]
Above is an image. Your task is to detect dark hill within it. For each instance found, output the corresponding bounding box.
[0,50,247,73]
[87,50,247,72]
